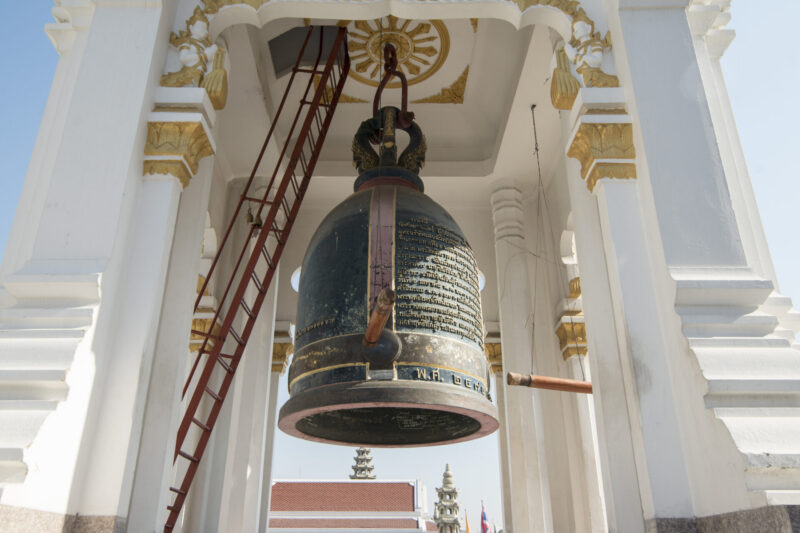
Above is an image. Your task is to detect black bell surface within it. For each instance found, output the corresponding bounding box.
[278,106,499,446]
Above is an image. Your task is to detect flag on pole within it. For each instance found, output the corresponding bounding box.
[465,510,471,533]
[481,502,490,533]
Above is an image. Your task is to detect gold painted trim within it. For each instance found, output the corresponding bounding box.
[484,342,503,377]
[567,122,636,192]
[143,160,192,189]
[289,362,368,390]
[412,66,469,104]
[145,121,214,175]
[586,162,637,192]
[272,342,293,374]
[562,346,588,360]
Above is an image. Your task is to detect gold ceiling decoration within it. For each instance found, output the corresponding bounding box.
[412,66,469,104]
[347,17,449,88]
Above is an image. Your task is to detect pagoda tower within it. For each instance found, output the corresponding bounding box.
[349,447,376,480]
[434,464,461,533]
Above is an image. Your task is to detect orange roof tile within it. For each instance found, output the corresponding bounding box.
[271,481,415,512]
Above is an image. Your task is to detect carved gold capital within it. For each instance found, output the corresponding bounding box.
[586,162,637,192]
[484,342,503,377]
[144,121,214,187]
[143,160,193,188]
[555,320,587,360]
[272,342,293,374]
[567,122,636,191]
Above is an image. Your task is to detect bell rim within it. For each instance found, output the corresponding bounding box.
[278,380,499,448]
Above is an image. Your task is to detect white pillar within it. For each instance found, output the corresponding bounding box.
[0,4,185,525]
[486,342,513,532]
[126,161,214,532]
[258,338,290,533]
[218,267,278,533]
[73,172,182,517]
[490,181,553,533]
[562,104,650,533]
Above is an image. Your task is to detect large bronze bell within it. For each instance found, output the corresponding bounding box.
[278,106,499,446]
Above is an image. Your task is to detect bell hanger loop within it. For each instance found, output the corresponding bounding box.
[372,43,414,128]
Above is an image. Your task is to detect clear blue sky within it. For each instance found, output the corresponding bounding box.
[1,3,798,531]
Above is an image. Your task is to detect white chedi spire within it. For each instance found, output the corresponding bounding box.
[434,464,461,533]
[350,447,376,479]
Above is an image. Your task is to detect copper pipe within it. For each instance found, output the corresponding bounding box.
[364,288,396,347]
[506,372,593,394]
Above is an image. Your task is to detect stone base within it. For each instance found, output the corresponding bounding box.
[0,504,125,533]
[647,505,800,533]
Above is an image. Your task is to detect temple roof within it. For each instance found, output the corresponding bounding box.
[271,481,416,512]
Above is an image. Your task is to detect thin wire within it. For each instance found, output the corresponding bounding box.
[530,105,586,381]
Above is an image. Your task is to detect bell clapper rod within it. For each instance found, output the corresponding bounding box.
[507,371,593,394]
[364,288,396,347]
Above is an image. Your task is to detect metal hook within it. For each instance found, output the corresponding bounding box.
[372,43,414,127]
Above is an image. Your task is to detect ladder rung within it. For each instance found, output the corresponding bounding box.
[302,99,331,107]
[251,272,265,293]
[169,486,187,495]
[241,300,255,319]
[294,67,325,74]
[178,450,199,463]
[260,247,275,269]
[243,195,273,205]
[190,329,222,342]
[230,328,245,346]
[216,356,233,373]
[205,386,222,401]
[191,417,211,432]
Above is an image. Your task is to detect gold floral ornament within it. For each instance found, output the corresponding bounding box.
[161,7,228,110]
[347,17,449,88]
[412,67,469,104]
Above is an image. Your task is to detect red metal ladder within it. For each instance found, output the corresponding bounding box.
[164,26,350,531]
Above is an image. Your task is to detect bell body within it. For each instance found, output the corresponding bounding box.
[279,172,499,446]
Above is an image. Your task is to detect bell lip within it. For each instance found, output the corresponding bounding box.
[278,380,499,448]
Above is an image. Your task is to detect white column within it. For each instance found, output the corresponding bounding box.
[126,162,214,532]
[553,275,608,532]
[490,181,553,533]
[218,267,278,533]
[72,171,182,517]
[258,338,290,533]
[485,342,513,532]
[0,3,183,522]
[562,109,650,533]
